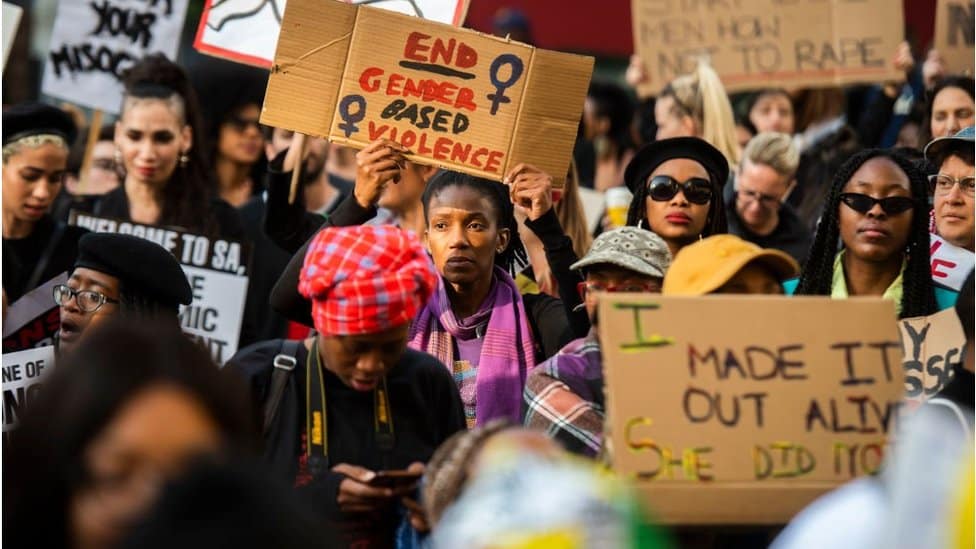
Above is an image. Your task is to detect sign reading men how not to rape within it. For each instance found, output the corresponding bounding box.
[261,0,593,186]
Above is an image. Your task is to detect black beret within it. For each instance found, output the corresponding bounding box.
[74,233,193,307]
[2,102,78,147]
[624,137,730,193]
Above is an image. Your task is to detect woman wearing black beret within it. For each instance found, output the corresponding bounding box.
[2,102,89,302]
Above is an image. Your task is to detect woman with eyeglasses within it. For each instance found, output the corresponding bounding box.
[789,149,956,316]
[924,126,975,253]
[2,102,89,303]
[624,137,729,258]
[92,54,244,240]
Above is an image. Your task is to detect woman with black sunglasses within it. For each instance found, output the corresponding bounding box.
[624,137,729,257]
[789,148,956,317]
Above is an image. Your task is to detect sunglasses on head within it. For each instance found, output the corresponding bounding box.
[646,175,713,205]
[226,115,260,132]
[838,193,915,215]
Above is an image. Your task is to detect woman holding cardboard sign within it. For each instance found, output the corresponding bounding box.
[92,55,244,241]
[789,149,955,316]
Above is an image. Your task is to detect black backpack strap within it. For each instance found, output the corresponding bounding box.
[262,339,302,436]
[25,221,67,292]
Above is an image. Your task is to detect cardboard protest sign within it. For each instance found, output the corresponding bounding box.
[41,0,189,113]
[899,307,967,403]
[599,295,904,524]
[931,233,975,292]
[69,213,249,364]
[934,0,975,75]
[261,0,593,186]
[2,346,55,432]
[3,274,68,354]
[194,0,471,68]
[2,2,22,71]
[631,0,904,94]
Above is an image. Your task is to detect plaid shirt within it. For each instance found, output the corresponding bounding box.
[522,331,604,458]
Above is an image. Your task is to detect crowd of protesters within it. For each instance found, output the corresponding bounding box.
[1,5,974,549]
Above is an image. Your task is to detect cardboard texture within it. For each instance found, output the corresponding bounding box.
[194,0,471,68]
[631,0,904,94]
[2,2,22,71]
[599,295,904,524]
[41,0,189,113]
[68,213,250,365]
[261,0,593,185]
[899,307,967,403]
[934,0,975,76]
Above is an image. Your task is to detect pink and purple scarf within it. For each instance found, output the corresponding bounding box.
[409,267,537,426]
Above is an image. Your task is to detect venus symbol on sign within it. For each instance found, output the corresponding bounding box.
[338,95,367,137]
[487,54,524,115]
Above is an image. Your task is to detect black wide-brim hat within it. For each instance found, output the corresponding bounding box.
[624,137,730,194]
[2,102,78,147]
[74,233,193,308]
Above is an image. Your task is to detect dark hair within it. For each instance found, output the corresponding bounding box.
[931,142,976,168]
[791,126,862,232]
[795,149,938,319]
[921,76,976,146]
[586,81,635,160]
[118,459,337,549]
[743,88,792,134]
[120,54,218,236]
[192,60,269,191]
[421,170,527,275]
[3,318,258,548]
[624,160,728,238]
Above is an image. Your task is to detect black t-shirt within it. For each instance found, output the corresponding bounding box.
[237,196,290,347]
[2,215,88,301]
[92,187,246,241]
[228,340,466,549]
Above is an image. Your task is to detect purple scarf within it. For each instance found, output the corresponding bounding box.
[409,266,537,425]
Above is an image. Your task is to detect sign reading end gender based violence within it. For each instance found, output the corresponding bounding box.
[261,0,593,186]
[631,0,904,94]
[599,295,904,524]
[42,0,189,113]
[69,213,249,365]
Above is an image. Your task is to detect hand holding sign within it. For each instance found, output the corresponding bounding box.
[353,139,409,209]
[506,163,554,222]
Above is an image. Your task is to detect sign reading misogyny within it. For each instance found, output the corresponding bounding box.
[261,0,593,185]
[600,295,904,524]
[68,213,250,365]
[631,0,904,94]
[42,0,189,113]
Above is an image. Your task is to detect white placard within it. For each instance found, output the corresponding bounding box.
[193,0,469,67]
[41,0,190,113]
[930,233,975,292]
[2,346,56,432]
[2,274,68,354]
[69,212,250,364]
[2,2,23,70]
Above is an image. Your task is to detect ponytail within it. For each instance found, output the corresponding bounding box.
[694,63,741,166]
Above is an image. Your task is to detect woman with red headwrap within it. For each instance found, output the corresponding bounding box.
[228,225,465,548]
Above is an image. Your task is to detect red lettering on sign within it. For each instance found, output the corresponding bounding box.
[404,32,431,61]
[484,150,504,174]
[456,43,477,68]
[932,259,956,279]
[359,67,384,92]
[451,143,472,163]
[368,121,389,141]
[455,88,476,112]
[433,137,451,160]
[386,73,404,96]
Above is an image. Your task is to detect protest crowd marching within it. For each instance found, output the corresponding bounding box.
[2,0,976,547]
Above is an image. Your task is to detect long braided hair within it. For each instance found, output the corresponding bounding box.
[421,170,528,276]
[624,161,728,237]
[795,148,937,319]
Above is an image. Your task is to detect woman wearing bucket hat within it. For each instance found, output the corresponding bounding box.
[662,234,799,296]
[624,137,729,258]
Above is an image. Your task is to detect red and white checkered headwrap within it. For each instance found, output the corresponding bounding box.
[298,225,438,336]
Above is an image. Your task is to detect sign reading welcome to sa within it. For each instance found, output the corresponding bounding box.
[261,0,593,186]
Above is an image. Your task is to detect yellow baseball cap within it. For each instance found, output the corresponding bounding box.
[662,234,800,295]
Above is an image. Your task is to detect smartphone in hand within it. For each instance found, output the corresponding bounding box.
[366,469,422,488]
